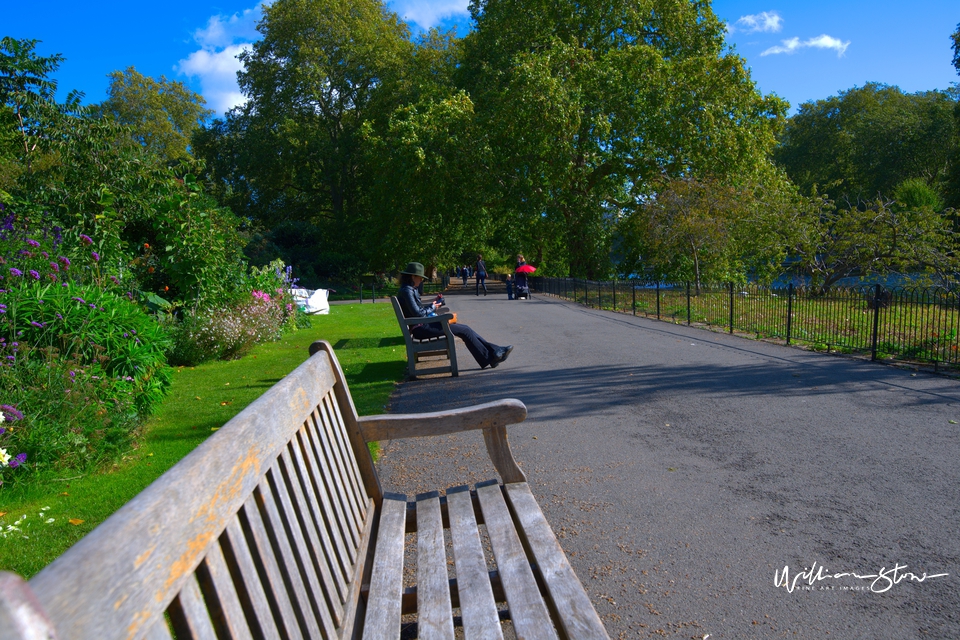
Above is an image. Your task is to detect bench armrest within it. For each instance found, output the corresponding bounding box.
[397,312,455,327]
[358,399,528,483]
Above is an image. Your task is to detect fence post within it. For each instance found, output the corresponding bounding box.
[632,280,636,316]
[786,283,794,345]
[729,282,734,334]
[656,282,661,320]
[598,281,601,309]
[613,280,617,312]
[871,284,882,361]
[359,284,363,303]
[686,282,691,325]
[372,282,376,303]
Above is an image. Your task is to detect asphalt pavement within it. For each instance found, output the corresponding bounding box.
[373,290,960,639]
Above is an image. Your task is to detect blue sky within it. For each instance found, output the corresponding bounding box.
[4,1,958,116]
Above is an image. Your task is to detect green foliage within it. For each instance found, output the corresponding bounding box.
[951,23,960,76]
[458,0,787,277]
[0,217,172,482]
[774,83,958,206]
[790,192,959,289]
[96,67,213,163]
[619,171,798,287]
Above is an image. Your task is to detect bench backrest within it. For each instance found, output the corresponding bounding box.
[21,341,379,639]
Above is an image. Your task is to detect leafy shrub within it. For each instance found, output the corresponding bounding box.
[170,259,304,366]
[169,293,285,365]
[0,350,141,486]
[1,210,171,479]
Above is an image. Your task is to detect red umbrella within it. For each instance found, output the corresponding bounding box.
[515,264,536,274]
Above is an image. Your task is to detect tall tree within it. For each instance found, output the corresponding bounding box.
[774,83,958,206]
[98,67,212,163]
[207,0,411,243]
[458,0,787,278]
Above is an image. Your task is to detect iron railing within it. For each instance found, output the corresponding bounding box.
[531,277,960,370]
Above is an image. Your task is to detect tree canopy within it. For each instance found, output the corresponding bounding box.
[97,67,212,163]
[773,83,958,207]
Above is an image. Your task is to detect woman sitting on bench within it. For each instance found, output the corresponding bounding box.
[398,262,514,369]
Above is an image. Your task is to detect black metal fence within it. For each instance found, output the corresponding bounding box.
[531,277,960,370]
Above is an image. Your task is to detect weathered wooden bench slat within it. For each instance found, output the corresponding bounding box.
[447,485,505,640]
[299,416,361,576]
[362,493,408,638]
[265,460,338,638]
[504,482,609,638]
[168,573,218,640]
[239,494,305,640]
[2,339,609,640]
[288,430,352,603]
[222,517,282,640]
[416,491,456,640]
[197,539,253,639]
[256,479,327,639]
[277,445,347,623]
[143,618,175,640]
[475,480,558,640]
[313,399,365,545]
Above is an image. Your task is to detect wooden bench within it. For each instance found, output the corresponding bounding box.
[391,296,459,379]
[0,340,608,639]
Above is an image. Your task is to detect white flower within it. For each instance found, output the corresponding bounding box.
[0,448,10,466]
[0,412,5,423]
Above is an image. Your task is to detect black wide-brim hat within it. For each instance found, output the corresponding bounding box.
[400,262,425,277]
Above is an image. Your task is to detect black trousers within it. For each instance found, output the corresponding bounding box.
[412,322,497,367]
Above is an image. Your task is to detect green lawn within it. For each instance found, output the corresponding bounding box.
[0,303,406,578]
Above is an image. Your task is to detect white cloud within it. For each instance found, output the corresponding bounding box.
[761,33,850,57]
[389,0,469,29]
[732,11,783,34]
[177,4,266,115]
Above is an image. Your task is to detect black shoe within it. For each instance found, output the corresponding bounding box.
[489,345,513,368]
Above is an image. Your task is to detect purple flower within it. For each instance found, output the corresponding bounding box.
[0,405,23,421]
[80,234,93,245]
[9,268,22,277]
[72,296,86,303]
[109,275,119,284]
[26,239,40,247]
[91,251,100,262]
[56,313,63,319]
[69,370,76,379]
[40,251,48,259]
[29,269,40,280]
[9,453,26,468]
[0,427,4,435]
[29,321,44,328]
[59,256,70,266]
[89,303,96,309]
[50,262,59,272]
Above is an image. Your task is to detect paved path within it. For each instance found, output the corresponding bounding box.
[374,292,960,639]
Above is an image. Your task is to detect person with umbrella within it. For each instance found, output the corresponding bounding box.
[515,262,536,299]
[397,262,513,369]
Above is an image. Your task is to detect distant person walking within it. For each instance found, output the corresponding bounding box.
[475,254,488,296]
[462,265,469,286]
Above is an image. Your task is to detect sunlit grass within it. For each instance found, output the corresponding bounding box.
[0,302,405,577]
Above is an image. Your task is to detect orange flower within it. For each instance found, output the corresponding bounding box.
[144,243,150,249]
[164,286,169,291]
[148,267,154,273]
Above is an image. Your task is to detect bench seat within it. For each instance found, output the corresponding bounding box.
[0,340,607,639]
